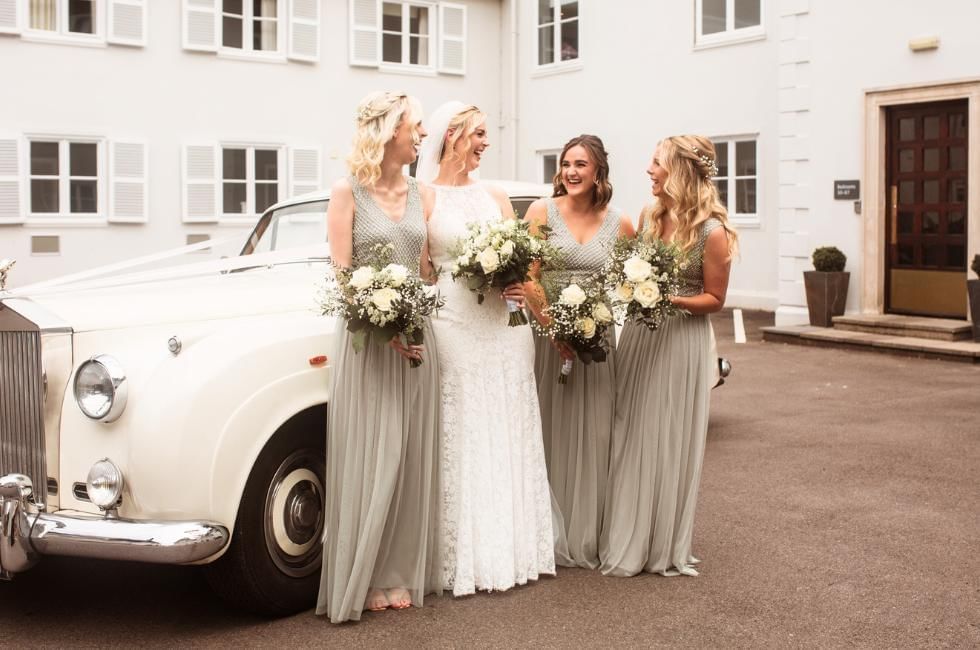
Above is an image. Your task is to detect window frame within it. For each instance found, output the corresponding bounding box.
[711,134,761,228]
[22,0,106,47]
[534,0,581,73]
[26,135,106,224]
[218,143,285,225]
[694,0,765,49]
[379,0,437,73]
[218,0,287,60]
[537,148,561,184]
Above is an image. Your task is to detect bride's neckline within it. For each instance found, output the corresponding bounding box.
[431,181,481,190]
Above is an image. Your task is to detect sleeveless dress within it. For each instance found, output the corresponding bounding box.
[316,176,442,622]
[599,217,724,578]
[533,198,620,569]
[427,183,556,595]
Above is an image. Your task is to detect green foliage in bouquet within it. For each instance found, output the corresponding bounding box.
[812,246,847,273]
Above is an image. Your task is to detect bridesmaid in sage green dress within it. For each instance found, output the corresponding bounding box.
[525,135,634,569]
[316,92,442,623]
[600,135,738,578]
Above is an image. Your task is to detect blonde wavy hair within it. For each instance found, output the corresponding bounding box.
[642,135,739,257]
[440,105,486,176]
[347,91,423,187]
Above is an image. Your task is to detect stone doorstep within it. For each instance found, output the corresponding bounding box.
[832,314,973,341]
[761,324,980,363]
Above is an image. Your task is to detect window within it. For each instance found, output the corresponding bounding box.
[29,139,101,216]
[221,0,279,53]
[382,1,433,67]
[696,0,763,46]
[539,150,560,183]
[183,0,317,61]
[537,0,578,66]
[27,0,99,38]
[712,138,757,224]
[221,146,280,217]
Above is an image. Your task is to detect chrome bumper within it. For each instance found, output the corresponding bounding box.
[0,474,229,579]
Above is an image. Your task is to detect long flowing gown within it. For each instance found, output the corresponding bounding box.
[427,183,556,595]
[533,198,620,569]
[599,217,724,577]
[316,176,442,622]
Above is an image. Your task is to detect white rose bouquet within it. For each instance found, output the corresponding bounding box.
[602,236,686,330]
[532,279,614,384]
[450,219,557,326]
[319,243,444,368]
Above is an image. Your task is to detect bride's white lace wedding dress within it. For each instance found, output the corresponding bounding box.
[428,183,556,595]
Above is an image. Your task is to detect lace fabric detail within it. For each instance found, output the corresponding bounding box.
[541,199,621,286]
[427,183,556,595]
[349,175,425,273]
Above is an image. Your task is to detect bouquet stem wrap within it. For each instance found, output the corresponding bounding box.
[558,358,574,385]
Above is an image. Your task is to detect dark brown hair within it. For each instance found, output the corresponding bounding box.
[552,134,613,210]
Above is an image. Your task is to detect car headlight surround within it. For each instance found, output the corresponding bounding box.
[86,458,124,510]
[73,354,128,422]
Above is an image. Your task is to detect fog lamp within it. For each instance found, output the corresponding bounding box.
[86,459,124,510]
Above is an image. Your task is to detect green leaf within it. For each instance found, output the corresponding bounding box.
[351,329,368,353]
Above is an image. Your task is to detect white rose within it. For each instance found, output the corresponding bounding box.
[349,266,375,290]
[382,263,409,287]
[623,256,653,282]
[371,287,399,312]
[593,302,614,324]
[577,316,597,339]
[477,246,500,273]
[474,233,490,248]
[633,281,661,308]
[499,240,515,257]
[457,254,470,266]
[559,284,587,306]
[452,263,461,274]
[614,282,634,302]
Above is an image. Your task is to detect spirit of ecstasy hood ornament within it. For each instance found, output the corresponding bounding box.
[0,258,15,291]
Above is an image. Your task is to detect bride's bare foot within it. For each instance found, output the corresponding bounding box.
[365,588,390,612]
[385,587,412,610]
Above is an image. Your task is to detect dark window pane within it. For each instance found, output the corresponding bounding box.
[223,183,246,213]
[538,24,554,64]
[949,146,966,171]
[30,179,59,213]
[68,0,94,34]
[948,211,965,234]
[923,115,940,140]
[897,244,914,265]
[921,210,939,234]
[255,183,278,212]
[409,35,428,64]
[224,0,243,14]
[561,0,578,20]
[947,245,965,269]
[223,16,243,48]
[735,140,756,176]
[31,142,59,175]
[898,117,915,141]
[949,113,967,138]
[897,210,914,234]
[382,2,401,30]
[70,142,97,177]
[254,19,276,50]
[560,19,578,61]
[898,148,914,173]
[898,180,915,204]
[408,6,428,35]
[382,33,401,62]
[922,244,940,267]
[714,142,729,177]
[948,178,966,203]
[538,0,553,25]
[223,148,246,180]
[702,0,726,34]
[542,154,557,183]
[734,0,760,28]
[736,178,756,214]
[69,179,97,213]
[255,149,278,180]
[923,148,939,172]
[715,179,729,208]
[923,180,939,204]
[253,0,275,18]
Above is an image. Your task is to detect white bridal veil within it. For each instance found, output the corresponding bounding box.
[415,99,474,184]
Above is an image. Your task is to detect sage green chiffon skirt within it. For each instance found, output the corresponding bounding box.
[316,320,442,622]
[599,314,712,577]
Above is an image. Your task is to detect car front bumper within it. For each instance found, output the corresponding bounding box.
[0,473,229,579]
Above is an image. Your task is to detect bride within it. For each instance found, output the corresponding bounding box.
[416,101,556,595]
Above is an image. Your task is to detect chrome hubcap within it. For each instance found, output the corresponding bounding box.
[264,449,325,578]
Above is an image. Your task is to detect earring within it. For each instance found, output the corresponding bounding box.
[594,178,600,186]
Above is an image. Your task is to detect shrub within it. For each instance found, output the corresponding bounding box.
[971,254,980,279]
[812,246,847,273]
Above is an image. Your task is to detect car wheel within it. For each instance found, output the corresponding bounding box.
[204,425,325,616]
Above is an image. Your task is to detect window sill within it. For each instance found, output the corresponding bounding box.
[531,59,583,79]
[378,63,438,77]
[693,30,766,51]
[217,48,288,64]
[21,31,107,48]
[26,217,108,227]
[730,216,762,229]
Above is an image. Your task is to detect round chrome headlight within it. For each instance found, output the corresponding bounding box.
[86,458,124,510]
[73,355,127,422]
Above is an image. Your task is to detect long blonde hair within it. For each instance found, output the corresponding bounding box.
[347,91,423,187]
[440,105,486,176]
[643,135,739,257]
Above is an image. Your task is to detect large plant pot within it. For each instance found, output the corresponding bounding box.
[804,271,850,327]
[968,279,980,342]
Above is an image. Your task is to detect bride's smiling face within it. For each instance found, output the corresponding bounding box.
[560,145,596,199]
[448,120,489,173]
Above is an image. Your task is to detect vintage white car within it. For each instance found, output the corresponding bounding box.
[0,180,729,616]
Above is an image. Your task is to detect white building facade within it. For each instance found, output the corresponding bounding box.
[2,0,979,327]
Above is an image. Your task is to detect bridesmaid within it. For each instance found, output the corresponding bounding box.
[599,135,738,578]
[524,135,634,569]
[316,91,442,622]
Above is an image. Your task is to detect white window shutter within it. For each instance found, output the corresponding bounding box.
[349,0,380,67]
[183,144,218,223]
[289,146,322,198]
[183,0,219,52]
[0,0,21,34]
[0,137,22,224]
[288,0,319,62]
[108,0,147,46]
[438,3,466,75]
[109,141,147,223]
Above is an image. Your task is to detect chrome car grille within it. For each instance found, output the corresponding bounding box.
[0,330,48,492]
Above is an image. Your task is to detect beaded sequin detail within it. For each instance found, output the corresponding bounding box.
[349,176,426,273]
[674,218,724,297]
[542,199,621,284]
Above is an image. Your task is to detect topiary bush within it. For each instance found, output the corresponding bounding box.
[971,254,980,278]
[812,246,847,273]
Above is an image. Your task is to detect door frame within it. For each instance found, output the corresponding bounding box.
[863,78,980,320]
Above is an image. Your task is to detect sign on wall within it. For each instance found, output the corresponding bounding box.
[834,180,860,200]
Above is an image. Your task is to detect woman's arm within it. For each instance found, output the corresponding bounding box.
[326,178,355,268]
[618,212,636,238]
[418,183,438,283]
[521,199,551,323]
[485,184,517,221]
[669,227,732,315]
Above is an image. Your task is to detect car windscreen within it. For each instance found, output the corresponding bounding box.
[242,200,328,255]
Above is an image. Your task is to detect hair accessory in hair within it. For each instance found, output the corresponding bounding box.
[690,146,719,180]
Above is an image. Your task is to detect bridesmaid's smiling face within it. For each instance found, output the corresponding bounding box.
[647,145,668,198]
[560,145,597,200]
[389,112,427,166]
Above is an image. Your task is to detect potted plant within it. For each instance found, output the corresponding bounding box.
[804,246,849,327]
[968,254,980,342]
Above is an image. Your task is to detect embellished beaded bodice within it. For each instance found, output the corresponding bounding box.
[671,217,724,297]
[542,198,621,285]
[349,175,426,273]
